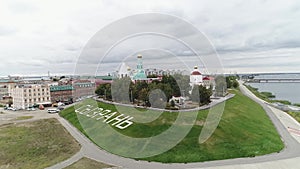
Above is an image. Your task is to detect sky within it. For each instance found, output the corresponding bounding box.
[0,0,300,76]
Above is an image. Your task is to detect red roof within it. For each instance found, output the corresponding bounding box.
[191,71,201,75]
[203,76,210,80]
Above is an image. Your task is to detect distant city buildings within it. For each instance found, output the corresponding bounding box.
[114,54,184,82]
[0,54,216,109]
[0,75,97,109]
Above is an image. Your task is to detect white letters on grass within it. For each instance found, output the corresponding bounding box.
[75,104,134,130]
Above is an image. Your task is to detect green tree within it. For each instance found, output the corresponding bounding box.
[215,76,227,97]
[95,83,112,100]
[232,80,239,88]
[111,77,131,103]
[138,88,149,105]
[190,85,212,105]
[199,85,212,104]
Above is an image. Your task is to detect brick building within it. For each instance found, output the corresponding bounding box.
[73,80,96,100]
[50,85,74,103]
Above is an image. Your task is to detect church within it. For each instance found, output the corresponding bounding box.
[189,66,215,90]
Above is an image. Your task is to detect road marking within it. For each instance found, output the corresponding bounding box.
[288,127,300,136]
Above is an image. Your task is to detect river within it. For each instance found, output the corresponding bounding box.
[246,73,300,104]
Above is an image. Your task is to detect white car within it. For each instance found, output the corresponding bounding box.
[7,107,17,111]
[47,108,59,113]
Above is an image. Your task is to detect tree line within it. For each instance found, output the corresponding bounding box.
[95,74,216,109]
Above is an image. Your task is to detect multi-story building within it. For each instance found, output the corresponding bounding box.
[50,85,74,103]
[11,84,51,109]
[73,80,96,100]
[0,79,19,98]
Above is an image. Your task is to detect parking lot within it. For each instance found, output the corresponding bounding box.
[0,107,60,126]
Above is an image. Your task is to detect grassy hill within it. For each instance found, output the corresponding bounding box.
[60,89,284,163]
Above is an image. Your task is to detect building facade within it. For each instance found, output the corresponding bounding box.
[73,80,96,100]
[190,66,203,86]
[11,84,51,109]
[50,85,74,103]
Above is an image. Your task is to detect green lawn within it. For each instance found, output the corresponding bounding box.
[0,118,81,169]
[60,89,284,163]
[287,111,300,123]
[64,157,113,169]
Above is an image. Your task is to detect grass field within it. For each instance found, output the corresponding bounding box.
[60,89,284,163]
[14,116,33,120]
[0,118,80,169]
[287,111,300,123]
[64,157,113,169]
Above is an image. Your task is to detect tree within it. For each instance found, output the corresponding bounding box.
[198,85,212,105]
[138,88,149,105]
[226,77,232,88]
[173,74,191,97]
[111,77,131,103]
[232,80,239,88]
[190,85,200,103]
[95,83,112,100]
[190,85,212,105]
[215,76,227,97]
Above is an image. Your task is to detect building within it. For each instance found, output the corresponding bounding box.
[117,62,132,78]
[11,84,51,109]
[50,85,74,103]
[190,66,203,86]
[73,80,96,100]
[203,76,215,89]
[0,79,20,98]
[132,54,148,81]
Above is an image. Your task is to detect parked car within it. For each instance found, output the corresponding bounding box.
[7,107,16,111]
[47,108,59,113]
[26,107,36,111]
[57,107,64,110]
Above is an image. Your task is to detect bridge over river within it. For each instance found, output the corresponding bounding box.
[247,78,300,83]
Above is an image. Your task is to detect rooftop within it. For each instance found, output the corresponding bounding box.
[50,85,74,92]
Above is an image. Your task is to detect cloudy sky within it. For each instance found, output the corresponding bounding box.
[0,0,300,76]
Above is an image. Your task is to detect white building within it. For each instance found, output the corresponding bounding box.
[118,62,132,78]
[190,66,203,86]
[11,84,51,109]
